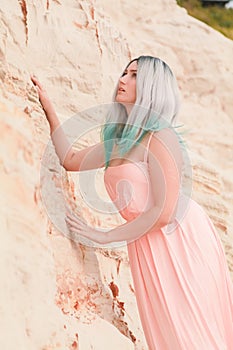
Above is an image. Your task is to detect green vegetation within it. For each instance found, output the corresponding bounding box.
[177,0,233,40]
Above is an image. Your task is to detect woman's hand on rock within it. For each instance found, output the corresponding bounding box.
[30,75,53,113]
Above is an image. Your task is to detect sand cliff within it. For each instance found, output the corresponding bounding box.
[1,1,233,349]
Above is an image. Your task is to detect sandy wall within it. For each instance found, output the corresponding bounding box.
[1,1,233,349]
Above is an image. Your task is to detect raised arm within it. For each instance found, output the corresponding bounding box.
[31,75,106,171]
[63,141,106,171]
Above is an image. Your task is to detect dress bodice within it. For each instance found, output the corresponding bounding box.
[104,134,155,222]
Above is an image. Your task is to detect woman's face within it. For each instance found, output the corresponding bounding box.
[115,60,137,113]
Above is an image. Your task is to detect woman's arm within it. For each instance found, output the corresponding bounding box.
[31,75,106,171]
[66,128,183,244]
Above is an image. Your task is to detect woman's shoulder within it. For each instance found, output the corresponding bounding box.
[147,127,183,168]
[149,127,179,144]
[146,128,182,163]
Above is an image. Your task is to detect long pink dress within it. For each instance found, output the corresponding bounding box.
[104,132,233,349]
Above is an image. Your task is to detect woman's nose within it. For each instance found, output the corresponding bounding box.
[119,74,127,84]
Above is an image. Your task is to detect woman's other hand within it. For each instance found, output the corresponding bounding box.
[65,210,108,244]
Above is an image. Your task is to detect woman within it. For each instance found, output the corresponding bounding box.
[31,56,233,349]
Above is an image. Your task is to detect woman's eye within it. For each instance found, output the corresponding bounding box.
[132,73,137,77]
[122,72,127,77]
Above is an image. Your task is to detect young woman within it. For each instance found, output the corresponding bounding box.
[31,56,233,349]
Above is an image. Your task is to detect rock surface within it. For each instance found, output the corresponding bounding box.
[1,0,233,349]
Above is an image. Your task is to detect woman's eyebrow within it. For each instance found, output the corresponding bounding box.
[124,69,137,72]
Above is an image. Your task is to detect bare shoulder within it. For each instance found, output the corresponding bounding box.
[150,128,181,151]
[148,128,183,168]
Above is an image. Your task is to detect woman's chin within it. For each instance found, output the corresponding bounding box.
[115,98,126,108]
[115,96,123,103]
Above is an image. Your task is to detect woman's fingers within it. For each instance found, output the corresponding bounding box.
[66,212,86,225]
[65,216,81,230]
[65,217,79,233]
[30,75,38,86]
[65,213,88,235]
[31,75,43,90]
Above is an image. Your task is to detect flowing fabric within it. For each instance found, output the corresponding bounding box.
[104,133,233,350]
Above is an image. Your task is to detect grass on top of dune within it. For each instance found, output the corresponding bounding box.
[177,0,233,40]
